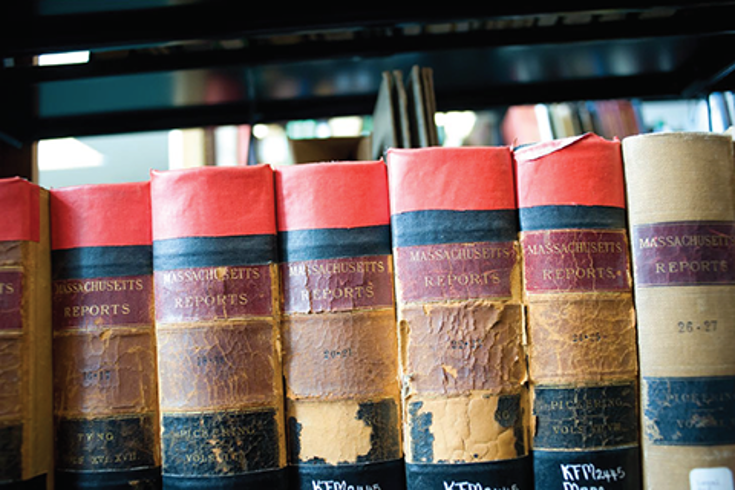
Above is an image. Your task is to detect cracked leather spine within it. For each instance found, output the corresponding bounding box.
[150,166,287,490]
[516,133,641,490]
[387,147,532,490]
[50,182,161,489]
[276,161,405,490]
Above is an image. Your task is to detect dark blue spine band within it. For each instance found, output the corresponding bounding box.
[153,235,277,271]
[52,245,152,280]
[519,205,626,231]
[391,210,519,248]
[279,225,391,262]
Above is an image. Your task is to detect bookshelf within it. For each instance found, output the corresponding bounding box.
[2,2,735,179]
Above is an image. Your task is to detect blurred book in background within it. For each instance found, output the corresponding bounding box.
[502,100,644,146]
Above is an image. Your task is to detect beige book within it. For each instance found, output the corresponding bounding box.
[623,132,735,490]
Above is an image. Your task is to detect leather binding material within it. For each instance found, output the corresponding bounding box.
[623,132,735,490]
[516,133,641,490]
[275,162,404,490]
[387,147,531,489]
[0,178,53,489]
[150,166,287,489]
[50,182,161,489]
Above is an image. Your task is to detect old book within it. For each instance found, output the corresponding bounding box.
[515,133,641,490]
[421,67,439,147]
[0,178,53,489]
[622,132,735,490]
[150,166,287,489]
[393,70,411,149]
[275,162,404,490]
[387,147,531,489]
[372,72,400,160]
[50,182,161,489]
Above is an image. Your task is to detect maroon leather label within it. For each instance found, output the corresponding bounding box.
[394,242,516,302]
[281,256,393,314]
[632,221,735,287]
[155,265,273,322]
[0,271,22,331]
[53,276,153,330]
[522,230,630,293]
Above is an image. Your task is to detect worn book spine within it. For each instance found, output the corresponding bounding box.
[50,182,160,489]
[276,162,404,490]
[387,147,531,490]
[622,132,735,490]
[515,133,641,490]
[150,166,287,489]
[0,178,53,490]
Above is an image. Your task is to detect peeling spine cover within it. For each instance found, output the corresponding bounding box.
[150,166,287,489]
[50,182,161,489]
[622,132,735,490]
[387,148,532,489]
[516,133,641,490]
[0,178,52,488]
[276,162,405,490]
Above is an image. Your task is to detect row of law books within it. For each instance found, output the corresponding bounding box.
[2,131,734,490]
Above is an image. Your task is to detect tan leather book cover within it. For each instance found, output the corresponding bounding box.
[516,134,641,490]
[623,132,735,490]
[387,147,531,489]
[150,166,287,489]
[0,178,53,489]
[50,182,160,489]
[276,161,404,490]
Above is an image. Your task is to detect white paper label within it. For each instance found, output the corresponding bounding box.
[690,468,734,490]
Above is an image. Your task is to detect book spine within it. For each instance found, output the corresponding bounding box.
[150,166,287,489]
[515,134,641,490]
[50,183,161,489]
[387,147,531,490]
[276,162,404,490]
[0,179,53,489]
[622,132,735,490]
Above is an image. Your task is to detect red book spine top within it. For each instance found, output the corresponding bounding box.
[0,177,41,243]
[275,161,390,232]
[386,147,517,215]
[150,165,276,240]
[514,133,626,209]
[51,181,151,250]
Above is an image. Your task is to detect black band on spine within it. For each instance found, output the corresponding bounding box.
[163,468,288,490]
[519,205,626,231]
[533,446,641,490]
[406,456,533,489]
[391,210,519,248]
[52,245,152,280]
[279,225,391,262]
[0,475,47,490]
[55,467,161,489]
[292,459,405,490]
[153,235,277,271]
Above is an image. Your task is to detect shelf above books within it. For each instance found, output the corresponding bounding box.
[2,3,735,144]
